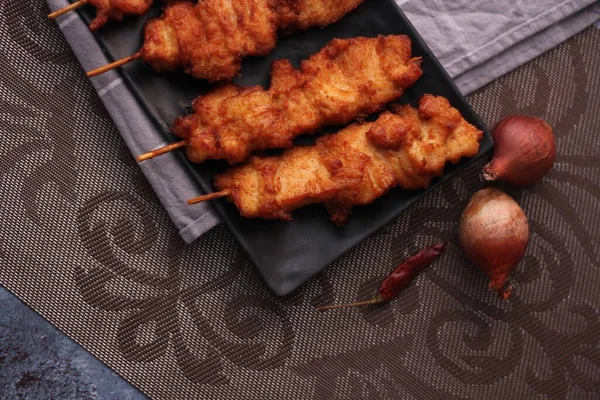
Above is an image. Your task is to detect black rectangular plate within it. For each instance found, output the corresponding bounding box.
[78,0,493,296]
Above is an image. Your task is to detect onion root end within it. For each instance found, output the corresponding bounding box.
[490,282,513,300]
[481,163,497,182]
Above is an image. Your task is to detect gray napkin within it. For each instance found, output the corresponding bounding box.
[46,0,600,244]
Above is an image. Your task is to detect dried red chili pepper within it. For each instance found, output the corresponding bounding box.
[316,242,447,311]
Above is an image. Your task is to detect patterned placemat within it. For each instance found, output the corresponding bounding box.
[1,1,599,398]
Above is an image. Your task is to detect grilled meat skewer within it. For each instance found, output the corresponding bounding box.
[205,95,483,224]
[89,0,153,30]
[87,0,366,79]
[48,0,153,31]
[166,35,423,164]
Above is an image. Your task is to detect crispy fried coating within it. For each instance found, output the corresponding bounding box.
[277,0,365,30]
[88,0,153,30]
[214,95,484,224]
[140,0,365,81]
[172,35,423,164]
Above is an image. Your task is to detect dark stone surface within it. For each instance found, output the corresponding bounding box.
[0,287,147,399]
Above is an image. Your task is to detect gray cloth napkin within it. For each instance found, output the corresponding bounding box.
[46,0,600,244]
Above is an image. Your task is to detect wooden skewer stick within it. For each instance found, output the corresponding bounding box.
[48,0,88,20]
[188,190,232,205]
[87,52,141,78]
[137,140,188,162]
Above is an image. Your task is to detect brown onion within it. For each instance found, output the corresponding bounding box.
[458,188,529,300]
[482,116,555,185]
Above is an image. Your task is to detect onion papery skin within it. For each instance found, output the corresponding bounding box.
[482,116,556,186]
[458,188,530,300]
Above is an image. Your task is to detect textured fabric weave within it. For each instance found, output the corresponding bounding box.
[1,2,599,399]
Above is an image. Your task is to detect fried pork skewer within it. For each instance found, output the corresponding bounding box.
[138,35,423,164]
[48,0,153,31]
[189,95,483,225]
[87,0,366,79]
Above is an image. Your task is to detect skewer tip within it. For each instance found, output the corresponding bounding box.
[136,140,188,162]
[187,190,232,205]
[48,0,88,20]
[87,52,140,78]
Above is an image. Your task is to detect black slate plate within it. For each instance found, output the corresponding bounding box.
[78,0,493,296]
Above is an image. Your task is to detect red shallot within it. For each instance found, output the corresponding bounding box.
[458,188,529,300]
[482,116,556,185]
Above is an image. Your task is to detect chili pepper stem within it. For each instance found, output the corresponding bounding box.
[316,293,385,312]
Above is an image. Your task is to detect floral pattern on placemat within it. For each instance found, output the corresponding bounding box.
[0,1,599,398]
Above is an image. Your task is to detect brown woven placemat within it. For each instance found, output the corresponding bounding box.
[1,2,599,398]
